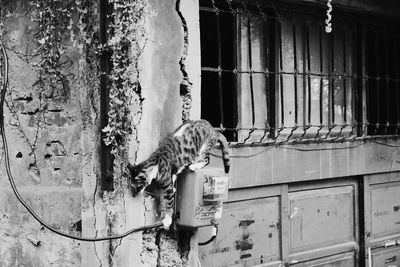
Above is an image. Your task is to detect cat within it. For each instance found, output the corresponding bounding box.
[128,119,230,228]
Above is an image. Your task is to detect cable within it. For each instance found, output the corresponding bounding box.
[198,234,216,246]
[210,147,271,159]
[280,142,365,152]
[211,139,400,159]
[198,224,218,246]
[370,140,400,148]
[0,44,163,242]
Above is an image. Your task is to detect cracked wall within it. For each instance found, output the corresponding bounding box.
[0,0,201,266]
[80,0,198,265]
[133,0,200,266]
[0,1,84,266]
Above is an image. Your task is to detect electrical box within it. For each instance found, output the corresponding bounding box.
[175,167,229,228]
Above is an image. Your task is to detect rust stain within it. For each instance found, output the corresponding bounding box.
[374,211,389,216]
[393,205,400,212]
[235,240,253,251]
[239,220,255,227]
[240,253,252,259]
[385,255,396,264]
[235,219,255,261]
[210,247,231,254]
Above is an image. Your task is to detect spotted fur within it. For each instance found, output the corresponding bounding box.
[127,120,229,224]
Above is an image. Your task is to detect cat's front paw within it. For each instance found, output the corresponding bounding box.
[189,161,208,172]
[162,214,173,229]
[188,164,197,172]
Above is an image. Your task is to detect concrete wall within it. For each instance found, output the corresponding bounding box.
[0,2,83,266]
[0,0,197,266]
[80,0,197,265]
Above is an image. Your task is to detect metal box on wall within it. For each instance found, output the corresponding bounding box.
[175,168,229,228]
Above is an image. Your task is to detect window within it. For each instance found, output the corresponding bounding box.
[363,18,400,135]
[200,0,275,142]
[278,9,356,139]
[200,0,400,143]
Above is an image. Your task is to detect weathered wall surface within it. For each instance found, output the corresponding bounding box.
[134,0,189,266]
[0,2,84,266]
[81,0,195,266]
[0,0,197,266]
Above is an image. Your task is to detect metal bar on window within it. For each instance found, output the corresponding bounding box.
[232,5,238,139]
[374,30,381,134]
[319,26,324,128]
[394,33,400,132]
[261,8,271,136]
[330,29,335,126]
[362,28,368,136]
[343,27,347,124]
[384,31,390,132]
[306,22,311,128]
[279,20,284,129]
[292,20,298,126]
[247,12,256,129]
[214,6,225,128]
[351,26,358,135]
[200,66,400,82]
[272,15,280,139]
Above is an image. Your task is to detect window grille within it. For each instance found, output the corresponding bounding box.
[199,0,400,145]
[363,24,400,135]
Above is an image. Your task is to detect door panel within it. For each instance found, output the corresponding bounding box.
[199,197,281,267]
[289,186,356,253]
[370,182,400,238]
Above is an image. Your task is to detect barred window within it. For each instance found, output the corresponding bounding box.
[277,10,355,140]
[364,21,400,135]
[200,0,275,142]
[200,0,400,143]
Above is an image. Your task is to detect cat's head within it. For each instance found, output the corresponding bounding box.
[127,162,158,195]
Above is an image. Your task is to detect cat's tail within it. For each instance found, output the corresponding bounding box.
[216,132,230,173]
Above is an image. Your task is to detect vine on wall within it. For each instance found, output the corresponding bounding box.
[0,1,78,177]
[0,2,5,39]
[1,0,97,178]
[2,0,146,182]
[102,0,146,172]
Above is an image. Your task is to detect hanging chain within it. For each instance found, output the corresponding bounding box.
[325,0,333,33]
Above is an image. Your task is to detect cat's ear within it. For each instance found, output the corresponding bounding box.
[127,163,134,170]
[127,163,135,175]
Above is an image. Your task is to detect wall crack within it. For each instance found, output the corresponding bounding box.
[176,0,192,123]
[92,178,103,267]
